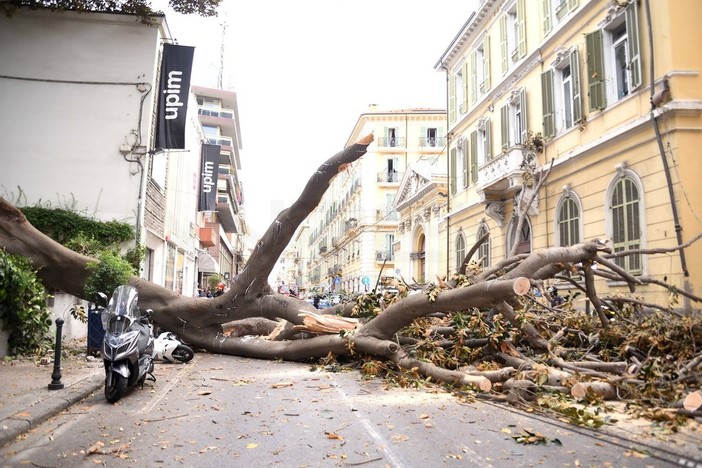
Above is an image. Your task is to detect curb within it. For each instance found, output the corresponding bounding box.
[0,373,103,448]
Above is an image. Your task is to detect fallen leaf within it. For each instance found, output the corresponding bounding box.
[271,382,294,389]
[325,432,344,440]
[419,413,430,419]
[246,443,258,449]
[197,390,212,396]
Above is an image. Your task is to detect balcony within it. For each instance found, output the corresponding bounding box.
[377,171,402,183]
[198,227,216,247]
[376,210,399,222]
[332,236,340,247]
[477,147,528,200]
[319,244,328,255]
[377,137,406,148]
[419,136,446,148]
[207,136,233,150]
[198,106,237,136]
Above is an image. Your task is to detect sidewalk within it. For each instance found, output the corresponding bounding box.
[0,340,104,448]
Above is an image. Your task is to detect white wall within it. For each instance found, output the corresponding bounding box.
[0,9,163,222]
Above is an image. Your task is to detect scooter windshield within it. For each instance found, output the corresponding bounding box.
[103,285,140,332]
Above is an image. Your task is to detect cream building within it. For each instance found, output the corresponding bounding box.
[434,0,701,308]
[303,107,446,294]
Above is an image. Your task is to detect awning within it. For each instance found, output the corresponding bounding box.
[198,252,219,274]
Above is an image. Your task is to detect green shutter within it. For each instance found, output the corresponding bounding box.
[570,48,582,123]
[483,36,491,91]
[519,89,528,144]
[449,73,456,123]
[420,126,426,147]
[450,147,457,194]
[586,30,606,111]
[462,141,469,188]
[485,120,492,161]
[517,0,526,58]
[500,16,508,75]
[542,0,552,36]
[541,69,555,138]
[500,105,509,151]
[625,0,642,90]
[462,60,469,112]
[470,50,477,104]
[470,131,478,183]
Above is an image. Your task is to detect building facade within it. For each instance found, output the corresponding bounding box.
[192,86,247,292]
[302,107,447,295]
[435,0,701,308]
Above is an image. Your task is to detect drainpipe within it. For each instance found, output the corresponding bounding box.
[643,0,689,279]
[440,62,451,277]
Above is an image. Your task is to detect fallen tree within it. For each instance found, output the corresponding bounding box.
[1,133,701,427]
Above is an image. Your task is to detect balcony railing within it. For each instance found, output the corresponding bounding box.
[419,136,446,148]
[377,137,406,148]
[207,136,233,148]
[198,107,234,119]
[319,245,328,254]
[375,250,394,262]
[477,147,526,197]
[377,171,401,183]
[376,210,399,222]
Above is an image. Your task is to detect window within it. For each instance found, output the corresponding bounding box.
[502,0,526,67]
[585,1,641,111]
[541,48,582,137]
[458,61,468,114]
[455,232,466,271]
[507,217,532,255]
[385,127,398,147]
[501,88,527,150]
[469,131,478,184]
[450,139,468,195]
[609,176,642,274]
[541,0,579,37]
[386,158,399,182]
[470,36,491,104]
[557,195,581,247]
[476,225,491,267]
[477,118,492,163]
[420,126,442,147]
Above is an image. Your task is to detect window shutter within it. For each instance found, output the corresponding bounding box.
[542,0,552,36]
[485,119,492,161]
[625,0,642,90]
[567,0,578,12]
[585,30,606,111]
[450,147,457,194]
[469,50,477,104]
[470,131,478,183]
[519,89,528,144]
[570,48,583,122]
[483,36,491,91]
[517,0,527,58]
[462,60,470,112]
[500,16,508,75]
[448,74,456,123]
[420,126,426,147]
[541,69,555,137]
[500,105,509,151]
[462,140,469,188]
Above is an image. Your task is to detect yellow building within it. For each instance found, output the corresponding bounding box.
[434,0,701,309]
[303,107,446,294]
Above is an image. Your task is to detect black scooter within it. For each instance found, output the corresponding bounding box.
[97,285,155,403]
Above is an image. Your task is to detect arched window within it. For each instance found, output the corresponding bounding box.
[476,224,491,267]
[455,232,466,271]
[557,195,581,247]
[507,217,532,255]
[610,176,642,273]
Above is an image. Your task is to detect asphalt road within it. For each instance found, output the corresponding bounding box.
[0,353,696,467]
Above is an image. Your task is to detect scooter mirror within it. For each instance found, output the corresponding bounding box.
[95,292,108,308]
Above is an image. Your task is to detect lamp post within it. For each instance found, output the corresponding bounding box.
[48,318,65,390]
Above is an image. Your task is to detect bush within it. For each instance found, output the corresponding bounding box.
[0,249,52,355]
[84,251,136,299]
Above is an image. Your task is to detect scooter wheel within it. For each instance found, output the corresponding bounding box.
[171,345,194,363]
[105,371,128,403]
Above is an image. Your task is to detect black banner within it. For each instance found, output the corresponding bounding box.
[155,44,195,150]
[198,144,221,211]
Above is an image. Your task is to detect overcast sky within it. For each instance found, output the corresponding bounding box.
[157,0,477,242]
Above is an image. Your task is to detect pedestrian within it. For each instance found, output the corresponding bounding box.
[548,286,564,307]
[214,282,225,297]
[313,294,320,309]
